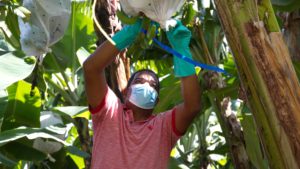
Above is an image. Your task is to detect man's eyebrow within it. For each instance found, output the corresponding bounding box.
[135,77,156,84]
[134,77,144,81]
[151,80,157,84]
[149,80,157,85]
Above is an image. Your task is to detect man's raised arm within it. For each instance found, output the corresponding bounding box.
[166,21,201,134]
[83,41,119,108]
[83,20,142,108]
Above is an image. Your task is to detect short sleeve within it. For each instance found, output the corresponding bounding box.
[159,108,185,146]
[89,86,122,126]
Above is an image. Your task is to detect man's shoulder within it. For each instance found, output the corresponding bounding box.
[152,108,175,121]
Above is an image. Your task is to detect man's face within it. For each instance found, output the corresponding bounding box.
[130,72,158,92]
[125,72,159,108]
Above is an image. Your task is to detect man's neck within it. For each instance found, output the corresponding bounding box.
[131,106,153,121]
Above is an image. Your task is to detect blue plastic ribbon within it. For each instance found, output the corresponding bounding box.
[141,29,228,75]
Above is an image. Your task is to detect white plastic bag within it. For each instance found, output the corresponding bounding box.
[19,0,71,56]
[120,0,184,29]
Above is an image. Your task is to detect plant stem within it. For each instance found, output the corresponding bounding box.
[44,76,76,106]
[258,0,280,32]
[49,53,79,104]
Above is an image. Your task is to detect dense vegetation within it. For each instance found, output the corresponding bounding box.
[0,0,300,168]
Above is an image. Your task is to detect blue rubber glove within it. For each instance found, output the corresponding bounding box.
[112,19,142,51]
[166,21,195,77]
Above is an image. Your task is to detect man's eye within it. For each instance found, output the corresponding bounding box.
[134,79,142,83]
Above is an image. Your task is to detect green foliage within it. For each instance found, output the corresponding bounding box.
[0,1,93,168]
[0,126,67,167]
[0,127,67,147]
[154,75,181,113]
[2,141,47,161]
[292,61,300,81]
[0,0,23,49]
[271,0,300,12]
[0,152,17,168]
[182,0,198,26]
[45,1,96,72]
[169,108,230,168]
[0,90,8,126]
[0,52,36,90]
[52,106,89,124]
[2,81,41,131]
[239,106,268,169]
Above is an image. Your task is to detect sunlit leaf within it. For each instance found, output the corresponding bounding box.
[209,154,227,165]
[5,8,20,49]
[65,155,81,169]
[0,126,68,147]
[2,81,40,130]
[0,52,35,90]
[53,106,88,117]
[52,106,89,124]
[13,6,31,21]
[76,47,90,66]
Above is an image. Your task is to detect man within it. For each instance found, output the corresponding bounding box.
[83,19,201,169]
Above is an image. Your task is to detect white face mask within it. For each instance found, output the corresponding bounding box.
[128,83,158,109]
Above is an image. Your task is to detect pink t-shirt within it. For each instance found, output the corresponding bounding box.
[90,86,183,169]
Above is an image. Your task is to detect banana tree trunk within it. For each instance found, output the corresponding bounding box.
[214,0,300,168]
[93,0,130,102]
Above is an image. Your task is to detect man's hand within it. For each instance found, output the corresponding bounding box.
[166,21,195,77]
[112,19,142,51]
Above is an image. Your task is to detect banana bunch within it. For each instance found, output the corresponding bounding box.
[19,0,71,57]
[119,0,185,29]
[116,10,160,60]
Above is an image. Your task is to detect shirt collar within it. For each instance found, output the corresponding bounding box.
[123,107,155,124]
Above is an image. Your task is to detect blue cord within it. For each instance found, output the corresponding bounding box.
[141,29,229,75]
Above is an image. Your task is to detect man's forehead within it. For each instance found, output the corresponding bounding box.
[134,72,156,81]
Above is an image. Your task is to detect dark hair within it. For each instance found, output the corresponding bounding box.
[127,69,160,93]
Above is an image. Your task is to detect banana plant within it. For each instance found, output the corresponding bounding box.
[214,0,300,168]
[0,1,95,168]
